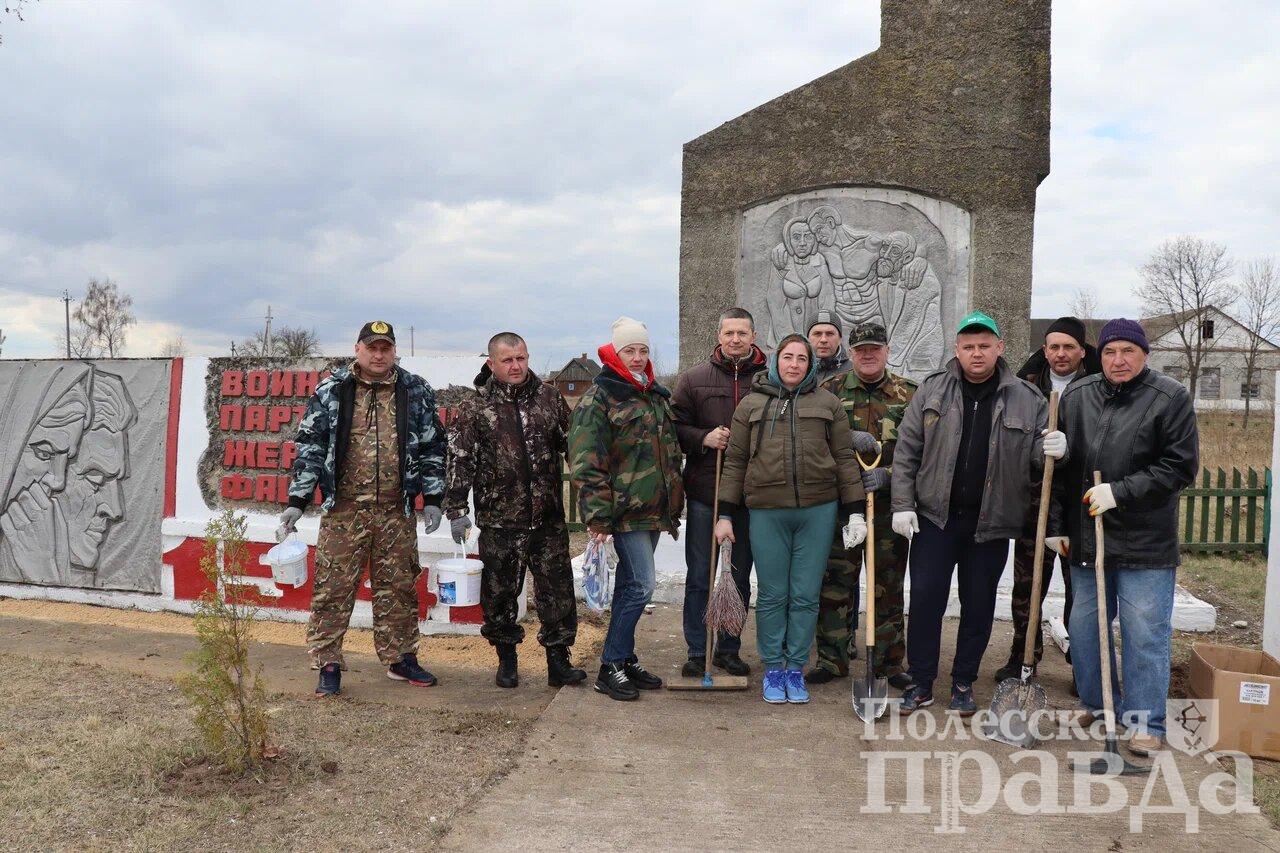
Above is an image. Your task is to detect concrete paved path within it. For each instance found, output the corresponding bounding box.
[439,604,1280,852]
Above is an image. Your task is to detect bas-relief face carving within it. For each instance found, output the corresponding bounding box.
[0,367,137,583]
[746,191,961,381]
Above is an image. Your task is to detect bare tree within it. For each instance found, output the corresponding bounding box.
[272,326,321,359]
[72,277,136,358]
[160,335,188,358]
[1066,287,1099,320]
[1135,236,1236,399]
[1239,257,1280,429]
[1,0,36,45]
[238,325,320,360]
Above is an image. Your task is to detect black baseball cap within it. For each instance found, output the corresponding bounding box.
[357,321,396,345]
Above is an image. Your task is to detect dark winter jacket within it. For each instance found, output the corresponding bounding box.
[288,364,446,515]
[671,345,768,505]
[569,346,684,536]
[443,366,571,530]
[1049,367,1199,568]
[719,342,864,513]
[891,357,1050,541]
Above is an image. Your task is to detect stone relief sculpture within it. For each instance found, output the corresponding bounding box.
[0,362,150,590]
[741,188,969,381]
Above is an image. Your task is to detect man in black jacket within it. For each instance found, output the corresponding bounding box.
[671,308,767,677]
[995,316,1102,682]
[1048,318,1198,757]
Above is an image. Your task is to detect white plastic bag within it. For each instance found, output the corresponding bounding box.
[581,538,615,615]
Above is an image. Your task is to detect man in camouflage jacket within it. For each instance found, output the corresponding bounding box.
[280,321,446,696]
[444,333,586,689]
[811,322,916,689]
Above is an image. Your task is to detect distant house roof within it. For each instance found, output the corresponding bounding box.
[555,354,601,383]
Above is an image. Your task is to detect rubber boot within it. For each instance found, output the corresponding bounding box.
[495,643,519,688]
[546,646,587,686]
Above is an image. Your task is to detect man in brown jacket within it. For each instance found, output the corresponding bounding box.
[671,307,768,677]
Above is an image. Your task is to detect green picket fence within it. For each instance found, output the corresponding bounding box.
[1181,467,1271,555]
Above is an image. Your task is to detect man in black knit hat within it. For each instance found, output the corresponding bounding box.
[995,316,1102,684]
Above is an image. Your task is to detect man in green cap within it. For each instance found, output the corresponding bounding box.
[890,310,1067,715]
[810,321,916,690]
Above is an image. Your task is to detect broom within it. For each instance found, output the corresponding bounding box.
[705,539,747,637]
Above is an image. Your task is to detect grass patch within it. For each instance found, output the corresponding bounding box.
[1196,410,1273,473]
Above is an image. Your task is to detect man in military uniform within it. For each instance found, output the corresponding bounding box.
[809,322,915,690]
[444,332,587,689]
[279,321,446,696]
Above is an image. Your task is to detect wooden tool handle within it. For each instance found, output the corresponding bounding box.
[1093,469,1116,735]
[864,490,875,649]
[1023,391,1059,668]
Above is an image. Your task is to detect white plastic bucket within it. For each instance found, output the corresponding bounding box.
[435,546,483,607]
[261,535,309,587]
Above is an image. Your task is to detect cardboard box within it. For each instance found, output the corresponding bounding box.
[1188,643,1280,760]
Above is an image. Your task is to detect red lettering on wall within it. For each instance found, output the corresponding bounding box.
[244,405,267,431]
[269,371,294,397]
[246,370,269,398]
[221,371,244,397]
[219,405,243,430]
[281,442,298,470]
[223,439,257,467]
[268,405,294,433]
[295,371,320,398]
[220,474,253,500]
[254,474,277,502]
[258,442,280,469]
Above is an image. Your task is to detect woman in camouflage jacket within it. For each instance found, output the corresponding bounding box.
[570,317,683,701]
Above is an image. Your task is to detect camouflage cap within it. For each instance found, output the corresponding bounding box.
[849,322,888,348]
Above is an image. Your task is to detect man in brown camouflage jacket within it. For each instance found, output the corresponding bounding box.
[444,332,586,689]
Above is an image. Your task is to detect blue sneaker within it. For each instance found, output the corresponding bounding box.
[784,669,809,704]
[949,682,977,717]
[763,668,787,704]
[899,684,934,714]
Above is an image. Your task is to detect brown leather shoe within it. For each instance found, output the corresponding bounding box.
[1127,732,1162,757]
[1067,708,1097,727]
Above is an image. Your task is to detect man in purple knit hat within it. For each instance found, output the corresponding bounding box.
[1048,318,1198,756]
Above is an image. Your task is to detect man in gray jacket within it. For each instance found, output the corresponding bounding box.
[890,311,1066,715]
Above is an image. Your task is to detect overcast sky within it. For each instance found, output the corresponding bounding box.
[1,1,1277,367]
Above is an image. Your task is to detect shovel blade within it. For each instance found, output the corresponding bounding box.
[1072,738,1148,777]
[978,714,1038,749]
[983,678,1048,749]
[852,675,889,722]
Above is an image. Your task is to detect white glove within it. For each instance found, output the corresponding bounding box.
[892,511,919,539]
[277,506,302,541]
[1041,429,1066,460]
[1084,483,1116,517]
[422,505,444,534]
[1044,536,1069,557]
[843,513,867,549]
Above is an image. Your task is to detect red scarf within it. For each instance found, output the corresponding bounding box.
[598,343,654,391]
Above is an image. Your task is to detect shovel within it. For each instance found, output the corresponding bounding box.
[1074,470,1147,777]
[982,391,1058,748]
[852,450,889,722]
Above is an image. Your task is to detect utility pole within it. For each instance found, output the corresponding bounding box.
[263,305,273,358]
[230,341,237,356]
[0,328,6,358]
[410,325,415,356]
[62,290,72,358]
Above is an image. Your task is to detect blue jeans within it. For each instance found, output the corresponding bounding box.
[683,500,753,658]
[601,530,660,665]
[1069,563,1175,738]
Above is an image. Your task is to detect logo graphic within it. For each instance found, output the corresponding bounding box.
[1167,698,1216,757]
[370,321,389,334]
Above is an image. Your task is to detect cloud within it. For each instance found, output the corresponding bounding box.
[0,0,1275,363]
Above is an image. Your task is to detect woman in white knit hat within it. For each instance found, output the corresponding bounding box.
[569,317,685,701]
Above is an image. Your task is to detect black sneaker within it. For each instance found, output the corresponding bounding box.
[387,653,438,687]
[712,651,750,676]
[806,667,843,685]
[681,657,704,678]
[595,663,639,701]
[899,684,934,714]
[887,672,915,691]
[949,683,978,717]
[994,659,1028,683]
[315,662,341,696]
[546,646,587,687]
[624,659,663,690]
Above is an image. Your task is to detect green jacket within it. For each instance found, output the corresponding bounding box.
[569,367,684,536]
[720,371,865,512]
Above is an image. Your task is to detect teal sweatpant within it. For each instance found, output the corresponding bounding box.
[748,501,838,669]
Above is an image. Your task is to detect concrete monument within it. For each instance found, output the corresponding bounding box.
[679,0,1050,372]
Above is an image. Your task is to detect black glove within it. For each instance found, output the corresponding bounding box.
[850,430,881,456]
[860,467,891,493]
